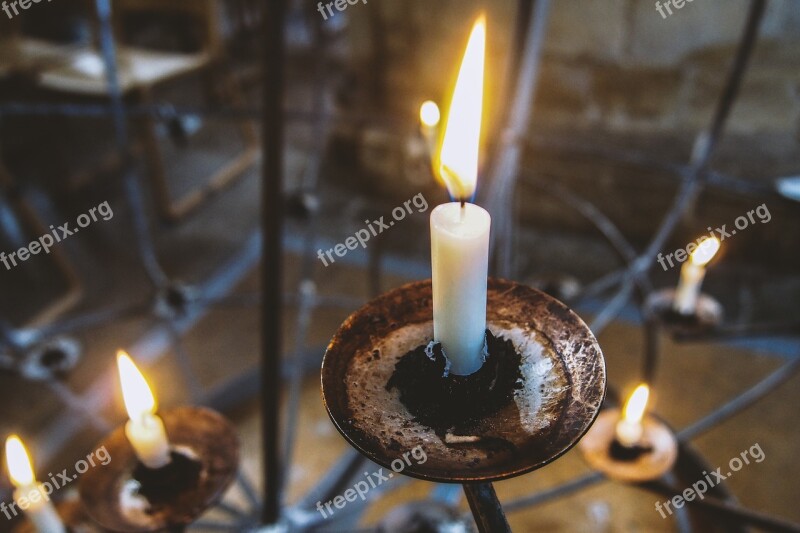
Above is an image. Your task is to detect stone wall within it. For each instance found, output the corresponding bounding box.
[330,0,800,272]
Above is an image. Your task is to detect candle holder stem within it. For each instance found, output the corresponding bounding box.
[463,482,511,533]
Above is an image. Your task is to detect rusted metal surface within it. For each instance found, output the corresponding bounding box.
[322,278,606,483]
[79,407,239,532]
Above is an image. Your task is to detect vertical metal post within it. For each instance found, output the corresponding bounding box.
[261,0,286,525]
[482,0,551,279]
[463,483,512,533]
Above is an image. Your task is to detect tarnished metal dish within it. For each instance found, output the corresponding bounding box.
[322,278,606,483]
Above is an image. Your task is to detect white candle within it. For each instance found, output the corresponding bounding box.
[5,436,66,533]
[615,384,650,448]
[419,100,440,156]
[430,16,489,375]
[673,237,720,315]
[117,351,171,469]
[431,202,491,375]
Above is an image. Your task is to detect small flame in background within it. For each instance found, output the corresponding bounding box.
[621,384,650,426]
[5,435,35,487]
[690,236,721,266]
[420,100,441,128]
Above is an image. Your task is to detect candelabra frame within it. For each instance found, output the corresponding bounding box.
[0,0,798,531]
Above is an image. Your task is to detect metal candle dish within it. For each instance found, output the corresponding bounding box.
[579,408,678,483]
[321,278,606,483]
[78,406,239,532]
[645,288,723,336]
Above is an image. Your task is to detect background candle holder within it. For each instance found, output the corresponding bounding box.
[78,407,239,532]
[579,408,679,483]
[322,278,606,528]
[645,288,724,336]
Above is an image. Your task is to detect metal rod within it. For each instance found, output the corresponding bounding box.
[261,0,287,524]
[503,471,606,514]
[94,0,167,289]
[678,356,800,441]
[485,0,551,279]
[279,9,331,497]
[463,483,512,533]
[586,0,766,335]
[642,480,800,532]
[674,320,800,342]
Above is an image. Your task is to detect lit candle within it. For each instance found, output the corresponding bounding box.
[615,384,650,448]
[117,351,171,469]
[419,100,441,156]
[430,16,490,376]
[4,436,66,533]
[673,236,720,315]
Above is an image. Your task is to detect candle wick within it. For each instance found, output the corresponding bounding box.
[459,199,466,222]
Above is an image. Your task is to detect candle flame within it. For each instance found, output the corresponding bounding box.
[420,100,441,128]
[622,384,650,426]
[439,15,486,200]
[5,435,35,488]
[690,236,720,266]
[117,351,157,423]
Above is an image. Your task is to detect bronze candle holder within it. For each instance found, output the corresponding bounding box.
[321,278,606,484]
[579,408,678,483]
[78,406,239,532]
[645,288,723,336]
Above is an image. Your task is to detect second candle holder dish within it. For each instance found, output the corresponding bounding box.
[579,408,678,483]
[645,288,724,336]
[78,407,239,532]
[321,278,606,483]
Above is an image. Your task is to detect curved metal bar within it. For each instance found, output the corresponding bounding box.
[94,0,168,289]
[641,480,800,532]
[674,321,800,342]
[503,471,606,514]
[524,175,654,299]
[678,356,800,441]
[484,0,552,279]
[586,0,766,336]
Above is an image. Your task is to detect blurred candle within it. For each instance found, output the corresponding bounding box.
[117,351,171,469]
[673,237,720,315]
[431,16,490,376]
[419,100,440,156]
[5,436,66,533]
[615,384,650,447]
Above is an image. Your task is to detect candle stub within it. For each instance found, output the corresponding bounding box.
[5,436,66,533]
[13,485,66,533]
[672,236,720,314]
[430,202,491,375]
[117,352,172,469]
[125,414,171,469]
[673,261,706,315]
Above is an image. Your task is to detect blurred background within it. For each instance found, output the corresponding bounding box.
[0,0,798,531]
